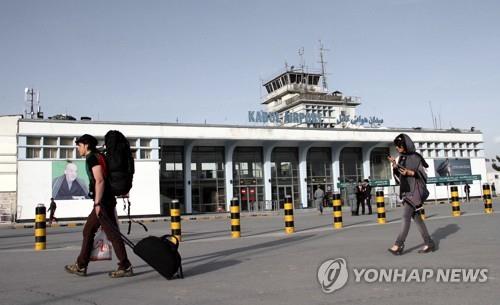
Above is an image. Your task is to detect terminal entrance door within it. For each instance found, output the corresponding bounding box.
[277,186,294,209]
[240,186,257,211]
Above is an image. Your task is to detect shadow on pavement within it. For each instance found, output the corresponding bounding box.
[184,259,242,277]
[184,234,316,266]
[405,223,460,253]
[243,228,284,238]
[182,229,232,241]
[183,234,317,276]
[430,223,460,250]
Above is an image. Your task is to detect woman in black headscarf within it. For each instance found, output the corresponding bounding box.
[387,134,435,255]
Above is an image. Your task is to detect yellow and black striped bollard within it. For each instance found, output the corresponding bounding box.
[284,195,295,234]
[483,184,493,214]
[332,193,343,229]
[230,197,241,238]
[376,191,386,224]
[450,186,461,217]
[35,204,46,250]
[420,207,426,220]
[170,199,182,241]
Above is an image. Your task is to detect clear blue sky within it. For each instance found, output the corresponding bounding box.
[1,0,499,155]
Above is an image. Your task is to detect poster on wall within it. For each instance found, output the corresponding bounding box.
[52,160,90,200]
[434,158,472,177]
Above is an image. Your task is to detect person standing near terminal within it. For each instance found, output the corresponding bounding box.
[47,197,57,224]
[65,134,133,278]
[354,180,366,215]
[387,134,435,255]
[363,179,373,215]
[314,186,325,215]
[464,183,471,202]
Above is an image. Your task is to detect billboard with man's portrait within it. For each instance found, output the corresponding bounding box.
[52,161,90,200]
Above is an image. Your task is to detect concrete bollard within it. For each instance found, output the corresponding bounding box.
[332,193,343,229]
[230,197,241,238]
[483,184,493,214]
[420,207,426,220]
[450,186,461,217]
[35,204,46,251]
[284,195,295,234]
[376,190,386,224]
[170,199,182,241]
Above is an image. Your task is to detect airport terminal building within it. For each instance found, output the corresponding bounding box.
[0,69,487,221]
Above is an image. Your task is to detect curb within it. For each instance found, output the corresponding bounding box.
[2,210,289,229]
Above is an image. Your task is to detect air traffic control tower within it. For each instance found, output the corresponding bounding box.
[262,68,361,128]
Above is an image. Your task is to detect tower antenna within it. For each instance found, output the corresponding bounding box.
[298,47,305,71]
[24,88,36,119]
[318,40,329,91]
[428,101,436,129]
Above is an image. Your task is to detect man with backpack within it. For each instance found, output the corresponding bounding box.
[65,134,133,278]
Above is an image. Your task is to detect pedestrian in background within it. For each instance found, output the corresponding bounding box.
[363,179,373,215]
[354,180,366,215]
[314,186,325,215]
[47,197,57,225]
[464,183,471,202]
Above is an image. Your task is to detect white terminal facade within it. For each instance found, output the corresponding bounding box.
[0,68,488,222]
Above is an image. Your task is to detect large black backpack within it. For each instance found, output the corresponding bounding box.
[104,130,135,196]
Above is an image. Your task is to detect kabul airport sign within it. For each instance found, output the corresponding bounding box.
[248,111,322,124]
[336,113,384,126]
[248,111,384,127]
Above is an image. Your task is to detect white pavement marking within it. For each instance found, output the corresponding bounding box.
[1,211,497,252]
[0,245,81,253]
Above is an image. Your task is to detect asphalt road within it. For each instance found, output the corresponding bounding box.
[0,199,498,305]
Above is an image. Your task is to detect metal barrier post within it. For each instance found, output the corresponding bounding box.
[35,204,46,250]
[230,197,241,238]
[450,186,461,217]
[376,190,386,224]
[170,199,182,241]
[284,195,295,234]
[483,184,493,214]
[420,207,426,220]
[332,193,343,229]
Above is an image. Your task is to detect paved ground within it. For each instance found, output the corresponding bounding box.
[0,199,498,305]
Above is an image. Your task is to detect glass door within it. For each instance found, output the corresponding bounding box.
[240,186,257,211]
[276,186,293,209]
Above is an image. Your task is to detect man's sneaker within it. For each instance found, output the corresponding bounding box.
[109,266,134,278]
[64,263,87,276]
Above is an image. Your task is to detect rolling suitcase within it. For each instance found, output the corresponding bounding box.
[101,214,184,280]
